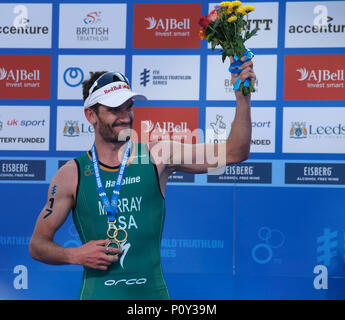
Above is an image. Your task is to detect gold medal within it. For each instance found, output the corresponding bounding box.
[106,220,128,248]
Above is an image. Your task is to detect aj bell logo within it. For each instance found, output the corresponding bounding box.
[144,17,190,32]
[141,120,188,134]
[296,67,344,83]
[0,67,40,82]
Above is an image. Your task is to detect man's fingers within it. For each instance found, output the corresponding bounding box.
[239,60,253,70]
[239,70,256,82]
[93,239,108,246]
[105,246,122,255]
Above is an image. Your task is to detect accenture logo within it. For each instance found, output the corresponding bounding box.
[288,16,345,34]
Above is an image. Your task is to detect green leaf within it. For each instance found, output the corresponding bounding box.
[222,51,227,63]
[213,18,221,29]
[211,38,218,50]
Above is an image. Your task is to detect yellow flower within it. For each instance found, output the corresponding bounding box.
[227,15,237,23]
[227,7,234,14]
[245,5,255,12]
[237,7,247,15]
[231,1,242,9]
[219,1,232,7]
[199,28,206,40]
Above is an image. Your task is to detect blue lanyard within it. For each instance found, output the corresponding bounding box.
[91,140,131,223]
[228,48,254,91]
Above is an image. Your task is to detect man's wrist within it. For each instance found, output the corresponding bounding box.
[235,90,251,104]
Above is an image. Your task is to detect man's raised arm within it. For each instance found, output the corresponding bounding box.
[151,57,255,175]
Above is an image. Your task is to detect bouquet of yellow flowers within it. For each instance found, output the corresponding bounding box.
[199,1,258,95]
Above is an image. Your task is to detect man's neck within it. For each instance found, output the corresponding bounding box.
[93,137,128,167]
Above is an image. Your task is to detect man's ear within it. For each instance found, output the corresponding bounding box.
[84,107,97,126]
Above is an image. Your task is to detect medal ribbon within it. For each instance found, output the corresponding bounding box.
[91,140,131,223]
[228,48,254,91]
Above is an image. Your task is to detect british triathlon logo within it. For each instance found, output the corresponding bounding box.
[75,10,109,42]
[83,11,102,25]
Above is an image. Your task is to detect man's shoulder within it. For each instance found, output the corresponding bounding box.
[52,159,78,192]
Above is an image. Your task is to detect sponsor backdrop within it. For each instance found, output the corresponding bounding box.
[0,0,344,300]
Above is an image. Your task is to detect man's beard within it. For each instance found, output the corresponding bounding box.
[97,117,133,143]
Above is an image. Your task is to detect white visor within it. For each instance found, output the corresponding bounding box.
[84,81,147,108]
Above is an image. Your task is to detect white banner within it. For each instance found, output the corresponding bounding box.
[0,106,49,150]
[206,54,277,101]
[0,4,52,48]
[131,55,200,100]
[208,2,279,49]
[206,107,276,153]
[57,55,126,100]
[56,106,94,151]
[59,4,126,49]
[285,1,345,48]
[283,107,345,153]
